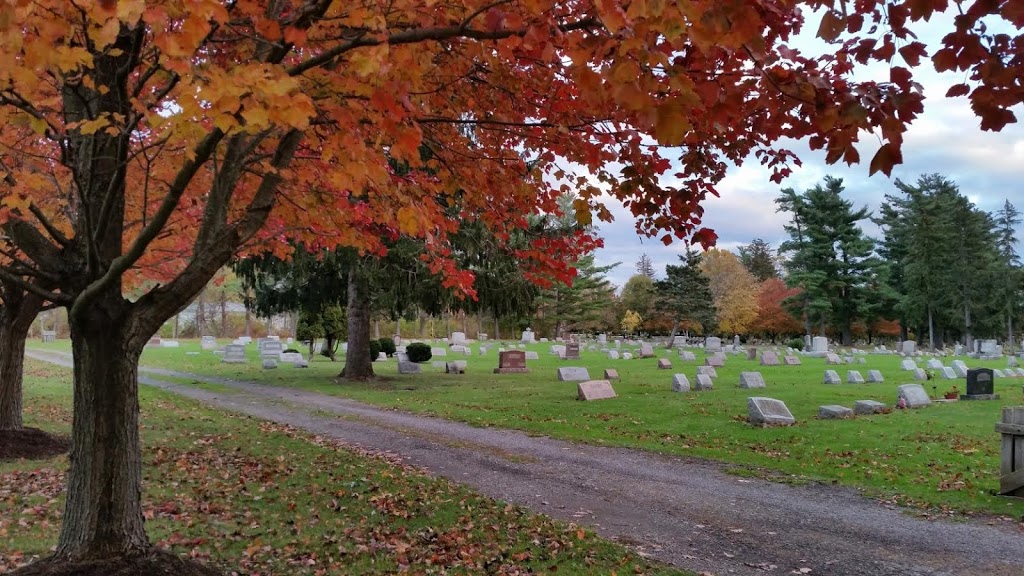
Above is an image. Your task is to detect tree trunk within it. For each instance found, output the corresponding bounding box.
[219,290,227,337]
[1009,311,1015,356]
[56,306,148,561]
[494,315,500,340]
[418,311,427,338]
[666,320,679,348]
[0,319,29,431]
[195,289,206,336]
[927,306,935,350]
[963,304,973,352]
[340,263,374,379]
[373,319,380,340]
[244,305,252,337]
[172,313,179,338]
[841,323,852,346]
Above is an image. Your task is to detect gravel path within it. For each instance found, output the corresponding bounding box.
[27,350,1024,575]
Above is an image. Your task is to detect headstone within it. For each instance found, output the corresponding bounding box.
[854,400,887,415]
[603,368,619,380]
[607,350,620,360]
[940,367,957,379]
[995,369,1007,378]
[446,360,467,374]
[525,351,540,360]
[902,340,917,355]
[557,367,591,382]
[679,350,697,361]
[950,360,968,377]
[222,344,246,364]
[811,336,828,354]
[1017,368,1024,377]
[398,360,421,374]
[694,374,714,390]
[705,355,725,367]
[431,347,448,357]
[671,374,691,392]
[200,336,217,350]
[900,359,918,371]
[760,351,781,366]
[823,370,841,385]
[926,358,944,370]
[747,347,757,361]
[236,336,252,345]
[1010,356,1020,368]
[450,344,468,354]
[147,336,162,347]
[577,380,616,401]
[747,397,796,426]
[912,368,927,380]
[597,333,607,345]
[897,383,931,408]
[818,405,854,419]
[705,336,723,353]
[622,352,634,360]
[564,342,581,360]
[825,353,842,365]
[479,346,488,355]
[962,368,998,400]
[261,358,278,369]
[550,344,566,356]
[783,355,801,366]
[280,351,304,363]
[639,343,655,358]
[376,352,388,361]
[697,365,717,378]
[260,340,283,358]
[866,370,884,383]
[478,333,488,341]
[521,329,535,343]
[293,358,309,368]
[657,358,672,369]
[451,331,467,346]
[41,330,56,343]
[857,357,867,364]
[846,370,865,384]
[161,340,180,348]
[494,350,530,374]
[739,372,766,389]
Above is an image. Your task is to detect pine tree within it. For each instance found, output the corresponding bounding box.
[535,255,618,338]
[995,199,1023,353]
[738,238,779,281]
[656,249,717,340]
[636,253,657,279]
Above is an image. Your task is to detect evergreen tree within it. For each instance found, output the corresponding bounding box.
[620,274,656,330]
[535,255,619,338]
[995,199,1023,353]
[636,253,657,279]
[656,249,717,339]
[777,176,879,345]
[738,238,779,281]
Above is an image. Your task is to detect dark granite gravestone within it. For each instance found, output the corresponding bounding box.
[961,367,998,400]
[563,342,581,360]
[494,350,530,374]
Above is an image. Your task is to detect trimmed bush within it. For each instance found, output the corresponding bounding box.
[406,342,432,363]
[378,337,397,357]
[786,337,805,351]
[369,339,382,359]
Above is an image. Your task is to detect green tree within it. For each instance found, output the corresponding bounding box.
[620,274,656,330]
[995,200,1023,353]
[738,238,779,282]
[777,177,879,345]
[535,255,618,339]
[655,249,717,342]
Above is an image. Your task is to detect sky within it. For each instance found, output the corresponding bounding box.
[590,11,1024,290]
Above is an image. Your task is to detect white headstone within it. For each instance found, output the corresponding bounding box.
[897,383,931,408]
[846,370,865,384]
[704,337,722,352]
[811,337,828,353]
[607,350,620,360]
[694,374,714,390]
[431,347,447,357]
[866,370,884,383]
[900,359,918,371]
[739,372,766,389]
[222,344,246,364]
[557,367,591,381]
[902,340,917,355]
[696,365,717,378]
[818,405,854,419]
[679,350,697,361]
[521,329,535,343]
[451,331,467,346]
[823,370,841,385]
[577,380,616,401]
[671,374,691,392]
[747,397,795,426]
[525,351,540,360]
[854,399,886,414]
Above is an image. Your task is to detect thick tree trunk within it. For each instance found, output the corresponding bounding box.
[340,263,374,379]
[56,306,148,561]
[841,323,852,346]
[666,320,679,348]
[0,290,44,431]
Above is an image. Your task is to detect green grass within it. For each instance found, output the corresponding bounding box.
[1,358,688,575]
[28,337,1024,518]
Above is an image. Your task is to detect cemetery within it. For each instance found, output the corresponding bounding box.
[3,3,1024,573]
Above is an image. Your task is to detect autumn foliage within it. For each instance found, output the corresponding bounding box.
[752,278,804,337]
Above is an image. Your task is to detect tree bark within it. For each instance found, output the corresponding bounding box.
[927,306,935,350]
[340,262,374,379]
[55,302,148,561]
[0,289,41,431]
[195,289,206,336]
[219,290,227,337]
[494,315,500,340]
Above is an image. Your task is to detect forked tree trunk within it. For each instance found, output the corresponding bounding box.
[0,289,43,431]
[55,303,148,561]
[340,263,374,379]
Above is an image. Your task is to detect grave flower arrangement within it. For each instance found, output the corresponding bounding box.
[944,385,960,399]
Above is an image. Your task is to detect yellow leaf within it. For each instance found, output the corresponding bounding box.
[653,100,691,146]
[78,117,110,135]
[572,199,592,226]
[396,206,420,235]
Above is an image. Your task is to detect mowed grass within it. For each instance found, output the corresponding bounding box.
[28,338,1024,517]
[1,358,688,576]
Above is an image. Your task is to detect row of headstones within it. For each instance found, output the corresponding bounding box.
[822,369,884,384]
[749,383,936,426]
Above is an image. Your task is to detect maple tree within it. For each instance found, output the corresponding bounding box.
[700,248,760,335]
[0,0,1020,571]
[751,277,803,339]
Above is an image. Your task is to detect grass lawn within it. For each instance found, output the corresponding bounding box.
[1,358,688,576]
[29,338,1024,518]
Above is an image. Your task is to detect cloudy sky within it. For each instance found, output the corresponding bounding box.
[590,12,1024,290]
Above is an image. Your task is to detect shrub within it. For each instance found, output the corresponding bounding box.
[786,337,805,351]
[378,337,397,357]
[369,339,382,359]
[406,342,432,363]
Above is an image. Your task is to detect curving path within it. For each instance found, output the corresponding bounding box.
[27,349,1024,576]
